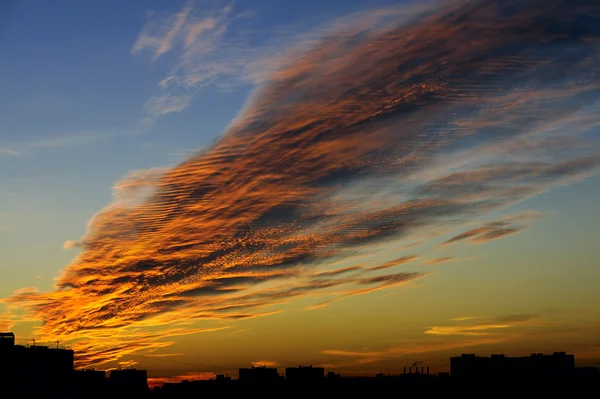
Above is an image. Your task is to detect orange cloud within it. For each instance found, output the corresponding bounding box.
[63,240,81,249]
[367,255,418,271]
[5,0,600,372]
[425,314,549,336]
[251,360,278,368]
[425,324,511,336]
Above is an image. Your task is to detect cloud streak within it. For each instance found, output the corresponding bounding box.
[0,147,20,156]
[5,0,600,369]
[425,314,550,336]
[439,211,542,247]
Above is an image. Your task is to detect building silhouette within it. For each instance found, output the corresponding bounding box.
[0,331,74,389]
[109,368,149,390]
[285,365,324,382]
[0,332,150,397]
[238,365,281,384]
[450,352,587,385]
[1,331,599,397]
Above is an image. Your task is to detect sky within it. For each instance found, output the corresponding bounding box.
[1,0,600,385]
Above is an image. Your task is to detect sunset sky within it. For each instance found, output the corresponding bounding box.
[1,0,599,384]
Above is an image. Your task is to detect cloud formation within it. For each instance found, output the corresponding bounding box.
[439,211,542,247]
[5,0,600,369]
[425,314,549,336]
[132,0,241,116]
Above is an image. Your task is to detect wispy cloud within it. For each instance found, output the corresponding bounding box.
[132,0,195,60]
[425,257,477,265]
[426,324,512,336]
[367,255,418,271]
[425,314,549,336]
[438,211,542,247]
[0,147,20,156]
[62,240,81,250]
[5,0,600,369]
[251,360,278,368]
[131,0,425,118]
[143,95,192,116]
[132,0,239,116]
[3,127,144,155]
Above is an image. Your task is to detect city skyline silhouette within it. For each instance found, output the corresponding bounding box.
[1,330,599,397]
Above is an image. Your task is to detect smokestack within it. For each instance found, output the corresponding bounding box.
[404,367,406,374]
[421,367,424,374]
[427,366,430,375]
[409,367,412,374]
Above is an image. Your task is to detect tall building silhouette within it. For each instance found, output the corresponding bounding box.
[0,331,74,389]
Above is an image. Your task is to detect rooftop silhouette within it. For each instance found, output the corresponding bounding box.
[1,332,598,397]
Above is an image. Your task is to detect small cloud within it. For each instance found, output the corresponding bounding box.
[144,95,191,116]
[11,286,39,296]
[425,314,545,336]
[358,272,423,286]
[426,257,455,265]
[425,257,478,265]
[118,360,139,369]
[63,240,82,249]
[251,360,278,367]
[367,255,418,271]
[304,300,335,311]
[314,266,363,277]
[185,17,217,48]
[0,147,20,156]
[425,324,511,336]
[439,212,542,247]
[232,328,249,334]
[321,349,382,358]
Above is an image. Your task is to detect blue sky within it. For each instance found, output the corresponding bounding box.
[0,0,418,292]
[1,0,599,380]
